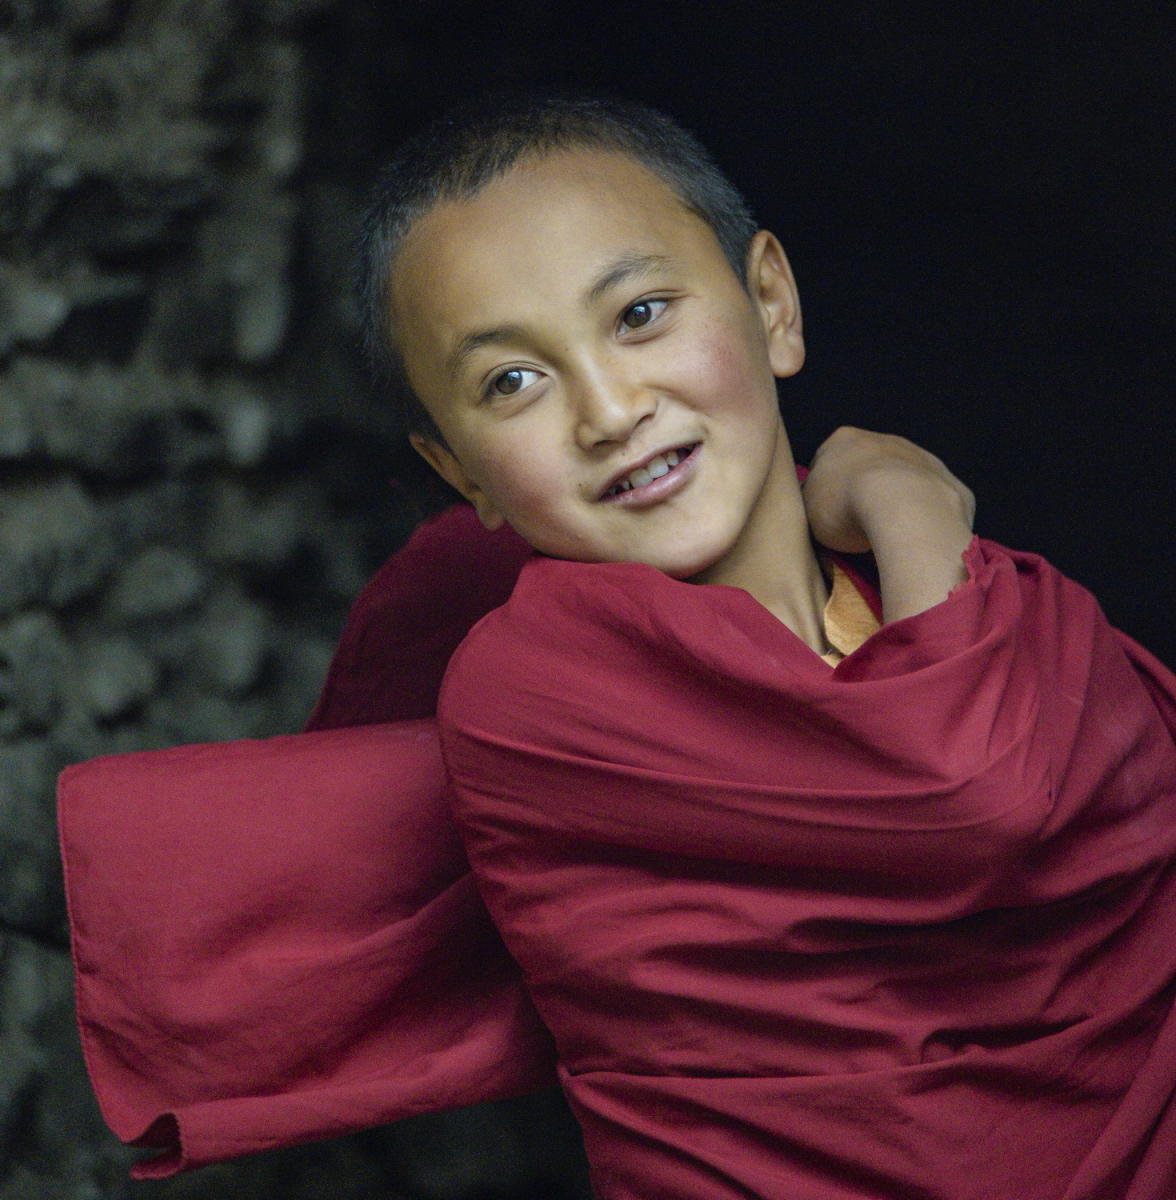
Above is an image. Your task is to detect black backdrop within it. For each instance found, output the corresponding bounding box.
[309,1,1172,663]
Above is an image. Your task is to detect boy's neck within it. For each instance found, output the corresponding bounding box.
[690,454,831,653]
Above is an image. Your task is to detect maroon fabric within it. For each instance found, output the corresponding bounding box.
[60,505,546,1178]
[306,503,533,729]
[439,538,1176,1199]
[60,502,1176,1195]
[59,506,547,1178]
[59,724,558,1178]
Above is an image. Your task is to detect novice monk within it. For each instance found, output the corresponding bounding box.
[60,93,1176,1199]
[358,93,1176,1198]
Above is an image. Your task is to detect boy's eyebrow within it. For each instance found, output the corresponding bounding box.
[444,253,676,380]
[583,253,675,307]
[446,325,525,380]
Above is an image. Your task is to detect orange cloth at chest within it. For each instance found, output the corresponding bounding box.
[821,557,882,663]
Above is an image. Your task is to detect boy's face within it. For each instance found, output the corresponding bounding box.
[391,149,805,583]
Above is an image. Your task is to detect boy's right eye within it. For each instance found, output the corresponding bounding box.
[487,367,540,397]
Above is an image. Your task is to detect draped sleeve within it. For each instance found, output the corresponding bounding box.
[59,506,552,1179]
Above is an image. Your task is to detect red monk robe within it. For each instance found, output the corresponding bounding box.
[437,536,1176,1199]
[59,506,1176,1197]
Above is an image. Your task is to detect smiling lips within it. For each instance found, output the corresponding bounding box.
[601,444,698,501]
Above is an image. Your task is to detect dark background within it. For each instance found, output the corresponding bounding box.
[1,4,1170,1198]
[310,0,1172,663]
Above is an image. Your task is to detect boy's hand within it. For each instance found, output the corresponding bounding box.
[803,427,976,623]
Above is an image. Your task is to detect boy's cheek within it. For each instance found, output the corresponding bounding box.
[465,439,562,524]
[677,326,769,413]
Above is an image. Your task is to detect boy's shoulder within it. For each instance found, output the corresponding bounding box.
[444,555,669,681]
[308,504,532,729]
[439,549,865,752]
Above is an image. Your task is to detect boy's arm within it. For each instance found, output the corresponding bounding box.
[803,427,976,624]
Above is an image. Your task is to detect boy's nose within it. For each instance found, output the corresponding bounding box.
[572,373,657,450]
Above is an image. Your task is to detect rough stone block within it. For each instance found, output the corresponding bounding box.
[194,585,270,695]
[0,478,114,614]
[102,546,207,620]
[206,478,310,570]
[0,612,72,735]
[78,636,158,721]
[0,262,70,355]
[0,930,133,1198]
[145,685,269,745]
[0,931,60,1157]
[2,358,222,479]
[102,479,204,560]
[0,740,65,935]
[0,387,35,459]
[214,383,275,467]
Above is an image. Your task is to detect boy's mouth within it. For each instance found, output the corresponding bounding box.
[601,444,698,500]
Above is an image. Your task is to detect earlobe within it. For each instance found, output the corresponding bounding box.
[409,433,505,530]
[746,230,805,379]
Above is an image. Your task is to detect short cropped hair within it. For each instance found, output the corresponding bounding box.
[358,91,760,443]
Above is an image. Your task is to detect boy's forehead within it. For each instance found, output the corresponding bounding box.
[389,149,726,355]
[393,151,716,294]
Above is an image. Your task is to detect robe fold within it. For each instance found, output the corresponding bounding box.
[438,537,1176,1199]
[58,505,1176,1197]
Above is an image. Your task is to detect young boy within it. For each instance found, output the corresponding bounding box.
[356,92,1176,1198]
[61,93,1176,1198]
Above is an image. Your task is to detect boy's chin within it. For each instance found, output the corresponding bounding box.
[631,548,733,582]
[532,547,722,580]
[520,522,737,581]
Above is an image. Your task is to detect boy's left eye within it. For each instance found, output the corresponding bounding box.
[620,298,668,330]
[488,367,541,396]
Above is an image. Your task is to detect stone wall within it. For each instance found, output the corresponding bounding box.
[0,2,587,1196]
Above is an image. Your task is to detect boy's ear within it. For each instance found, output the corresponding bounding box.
[409,433,506,531]
[746,230,805,379]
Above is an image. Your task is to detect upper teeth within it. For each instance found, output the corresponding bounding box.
[609,449,682,495]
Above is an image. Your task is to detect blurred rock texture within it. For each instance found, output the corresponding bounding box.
[0,0,588,1195]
